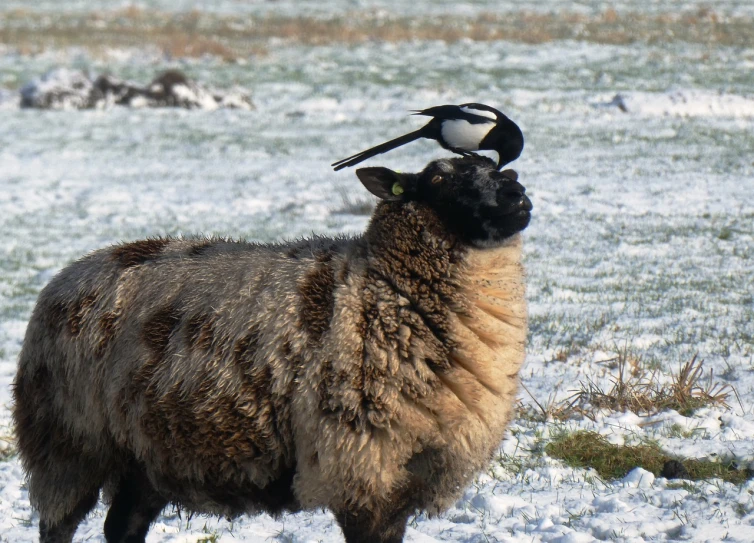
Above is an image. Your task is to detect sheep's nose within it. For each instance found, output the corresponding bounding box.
[521,194,533,211]
[502,182,527,200]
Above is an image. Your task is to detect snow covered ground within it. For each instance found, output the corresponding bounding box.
[0,4,753,542]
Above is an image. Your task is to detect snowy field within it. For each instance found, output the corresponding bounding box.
[1,2,754,542]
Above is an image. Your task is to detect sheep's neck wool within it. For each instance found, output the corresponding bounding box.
[298,203,527,514]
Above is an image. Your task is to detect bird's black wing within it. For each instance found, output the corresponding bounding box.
[413,104,495,125]
[331,128,427,171]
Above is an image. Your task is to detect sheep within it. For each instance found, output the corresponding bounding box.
[13,155,532,543]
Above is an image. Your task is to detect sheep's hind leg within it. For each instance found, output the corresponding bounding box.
[39,491,99,543]
[104,467,167,543]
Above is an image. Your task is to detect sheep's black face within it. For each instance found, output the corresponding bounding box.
[357,156,532,247]
[414,156,532,246]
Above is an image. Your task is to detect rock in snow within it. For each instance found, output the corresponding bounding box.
[20,68,254,111]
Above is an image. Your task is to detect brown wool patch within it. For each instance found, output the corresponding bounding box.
[282,340,292,357]
[29,362,52,391]
[187,313,214,351]
[13,363,67,477]
[42,300,70,333]
[142,305,182,358]
[246,363,272,396]
[135,317,293,470]
[316,360,367,430]
[67,295,97,337]
[299,264,335,342]
[315,359,335,413]
[137,362,284,473]
[111,238,170,268]
[313,248,334,263]
[233,326,261,367]
[286,246,301,259]
[187,240,214,257]
[363,204,462,352]
[336,259,350,284]
[17,365,54,423]
[96,311,119,357]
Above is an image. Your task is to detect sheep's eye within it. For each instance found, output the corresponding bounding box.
[431,175,443,184]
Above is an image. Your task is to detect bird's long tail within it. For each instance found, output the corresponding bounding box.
[331,128,427,171]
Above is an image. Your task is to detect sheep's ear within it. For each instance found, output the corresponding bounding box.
[356,167,406,201]
[501,169,518,181]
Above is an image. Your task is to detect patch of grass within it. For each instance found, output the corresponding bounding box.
[0,7,753,58]
[546,431,751,484]
[0,446,15,462]
[664,423,703,439]
[196,524,220,543]
[271,528,295,543]
[718,227,733,241]
[665,480,696,492]
[0,430,16,462]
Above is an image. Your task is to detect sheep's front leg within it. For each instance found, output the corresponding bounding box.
[335,506,411,543]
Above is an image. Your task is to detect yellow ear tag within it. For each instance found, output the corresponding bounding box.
[391,182,404,196]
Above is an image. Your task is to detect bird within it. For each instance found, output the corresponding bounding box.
[331,103,524,171]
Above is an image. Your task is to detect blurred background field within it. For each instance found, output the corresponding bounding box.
[0,2,753,542]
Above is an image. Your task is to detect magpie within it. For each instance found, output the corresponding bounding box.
[331,103,524,171]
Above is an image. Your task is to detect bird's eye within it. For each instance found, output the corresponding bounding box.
[431,175,443,184]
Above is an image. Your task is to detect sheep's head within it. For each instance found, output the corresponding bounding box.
[357,156,532,247]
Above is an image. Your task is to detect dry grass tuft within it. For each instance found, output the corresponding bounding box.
[519,350,731,422]
[0,428,15,462]
[570,353,731,417]
[546,431,751,484]
[156,35,238,61]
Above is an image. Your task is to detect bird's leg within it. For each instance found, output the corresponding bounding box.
[448,147,483,159]
[448,147,473,157]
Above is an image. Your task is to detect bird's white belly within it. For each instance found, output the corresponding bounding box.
[441,119,493,150]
